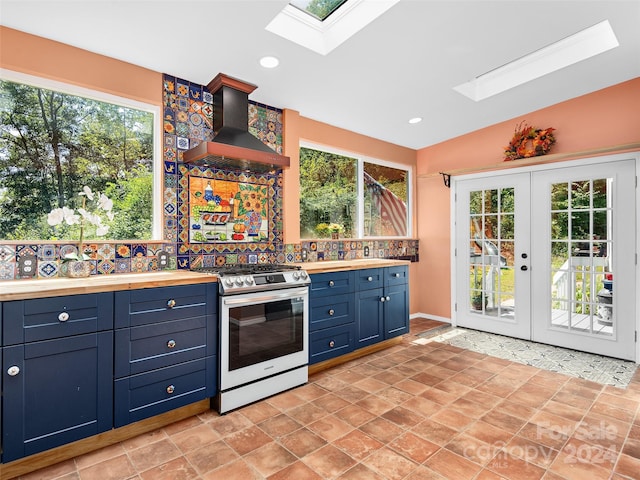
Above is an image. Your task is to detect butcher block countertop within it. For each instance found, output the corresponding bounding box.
[297,258,409,274]
[0,271,217,301]
[0,259,409,302]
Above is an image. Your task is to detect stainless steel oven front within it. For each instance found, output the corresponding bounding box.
[218,286,309,413]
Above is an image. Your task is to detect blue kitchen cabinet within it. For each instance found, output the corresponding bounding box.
[384,266,409,338]
[355,266,409,348]
[1,293,114,462]
[355,268,385,348]
[113,283,217,427]
[308,271,356,365]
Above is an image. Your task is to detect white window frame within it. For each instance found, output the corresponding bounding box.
[0,68,162,240]
[300,140,413,239]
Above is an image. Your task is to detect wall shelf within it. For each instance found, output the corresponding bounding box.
[418,142,640,180]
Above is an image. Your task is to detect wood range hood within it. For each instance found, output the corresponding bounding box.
[182,73,290,173]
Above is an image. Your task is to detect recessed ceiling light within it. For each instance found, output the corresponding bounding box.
[454,20,619,101]
[408,117,422,124]
[259,56,280,68]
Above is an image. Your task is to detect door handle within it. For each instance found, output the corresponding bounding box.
[520,265,528,271]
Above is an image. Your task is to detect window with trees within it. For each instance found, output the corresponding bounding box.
[0,74,157,242]
[299,145,410,239]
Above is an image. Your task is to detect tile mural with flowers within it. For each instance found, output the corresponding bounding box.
[0,73,417,280]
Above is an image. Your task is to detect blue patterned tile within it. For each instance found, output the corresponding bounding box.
[115,258,130,273]
[0,262,15,280]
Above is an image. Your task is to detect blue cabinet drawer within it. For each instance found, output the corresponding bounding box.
[310,271,355,297]
[310,293,355,331]
[115,283,216,328]
[355,268,383,290]
[309,323,355,365]
[385,265,408,286]
[114,355,215,427]
[3,293,113,345]
[115,316,211,378]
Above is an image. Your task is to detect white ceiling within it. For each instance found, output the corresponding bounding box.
[1,0,639,150]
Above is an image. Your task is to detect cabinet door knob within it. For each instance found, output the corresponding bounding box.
[380,297,386,302]
[386,296,391,301]
[166,385,175,394]
[7,365,20,376]
[329,340,335,348]
[58,312,70,322]
[329,280,335,287]
[394,273,400,278]
[367,276,373,281]
[328,309,335,316]
[167,339,176,349]
[167,299,176,308]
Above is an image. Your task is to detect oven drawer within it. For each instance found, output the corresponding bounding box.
[114,355,215,427]
[3,293,113,345]
[114,316,209,377]
[310,293,355,331]
[115,283,216,328]
[355,268,384,290]
[309,323,355,364]
[385,265,408,286]
[309,271,355,297]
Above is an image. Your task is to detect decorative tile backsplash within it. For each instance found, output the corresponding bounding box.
[0,74,418,280]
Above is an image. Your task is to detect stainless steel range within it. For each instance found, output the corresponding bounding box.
[193,264,310,413]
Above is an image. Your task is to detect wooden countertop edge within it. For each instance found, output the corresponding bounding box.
[0,271,217,301]
[0,259,410,301]
[297,258,410,274]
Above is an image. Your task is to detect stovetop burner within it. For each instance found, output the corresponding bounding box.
[191,263,308,295]
[191,263,301,276]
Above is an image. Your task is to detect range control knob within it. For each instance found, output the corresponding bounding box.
[300,271,308,280]
[244,276,254,285]
[292,271,301,280]
[224,278,235,287]
[234,277,244,286]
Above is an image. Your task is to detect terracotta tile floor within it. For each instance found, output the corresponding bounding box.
[19,318,640,480]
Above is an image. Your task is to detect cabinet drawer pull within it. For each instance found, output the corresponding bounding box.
[167,339,176,349]
[7,365,20,376]
[328,309,335,316]
[58,312,70,322]
[329,340,335,348]
[394,273,401,278]
[328,280,335,287]
[166,385,175,394]
[167,299,176,308]
[367,276,373,282]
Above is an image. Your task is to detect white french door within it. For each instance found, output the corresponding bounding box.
[455,173,531,340]
[454,157,637,361]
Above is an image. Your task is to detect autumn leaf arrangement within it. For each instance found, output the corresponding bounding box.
[504,121,556,161]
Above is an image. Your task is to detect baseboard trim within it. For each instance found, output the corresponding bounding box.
[410,312,451,323]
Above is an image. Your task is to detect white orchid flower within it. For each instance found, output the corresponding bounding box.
[96,225,110,236]
[97,193,113,212]
[47,208,64,226]
[80,185,94,200]
[62,206,80,225]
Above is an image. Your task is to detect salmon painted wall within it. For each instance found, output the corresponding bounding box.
[282,110,419,313]
[416,77,640,319]
[0,26,161,106]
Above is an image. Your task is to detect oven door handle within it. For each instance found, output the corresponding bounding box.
[222,287,309,306]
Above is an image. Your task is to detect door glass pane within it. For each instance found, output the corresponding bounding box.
[550,178,613,336]
[469,187,515,319]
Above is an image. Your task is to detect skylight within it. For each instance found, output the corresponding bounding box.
[453,20,620,102]
[266,0,400,55]
[289,0,348,22]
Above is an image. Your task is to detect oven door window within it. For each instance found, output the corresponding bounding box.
[228,296,305,371]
